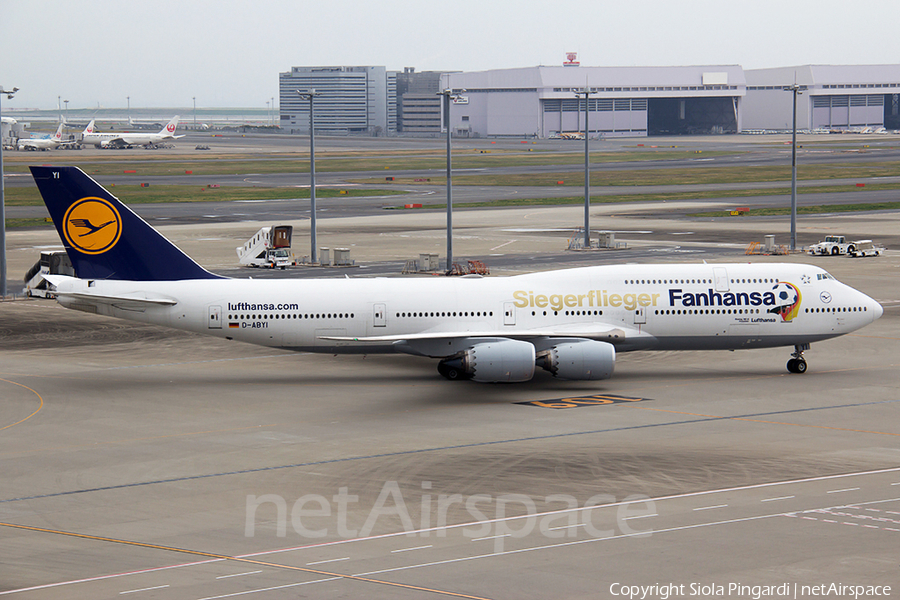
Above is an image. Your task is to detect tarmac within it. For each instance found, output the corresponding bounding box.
[1,199,899,598]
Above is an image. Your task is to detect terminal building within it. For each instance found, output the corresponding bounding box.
[279,66,397,135]
[1,116,25,147]
[396,68,446,135]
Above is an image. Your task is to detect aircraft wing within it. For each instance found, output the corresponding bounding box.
[319,322,646,358]
[321,322,633,343]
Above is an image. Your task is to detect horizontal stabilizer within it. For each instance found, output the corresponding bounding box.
[57,291,178,309]
[42,275,178,309]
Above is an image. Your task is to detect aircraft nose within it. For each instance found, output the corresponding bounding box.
[872,298,884,321]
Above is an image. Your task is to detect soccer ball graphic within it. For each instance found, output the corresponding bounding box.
[769,282,800,319]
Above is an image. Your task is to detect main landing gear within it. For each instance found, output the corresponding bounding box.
[787,343,810,374]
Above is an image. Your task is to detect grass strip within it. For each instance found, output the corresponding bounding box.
[3,185,407,207]
[404,182,900,209]
[3,149,742,176]
[357,162,900,187]
[691,201,900,217]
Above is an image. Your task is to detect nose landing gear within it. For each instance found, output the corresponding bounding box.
[787,343,810,374]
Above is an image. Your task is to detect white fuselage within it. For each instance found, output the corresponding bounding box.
[50,263,882,357]
[18,137,59,150]
[18,125,64,150]
[82,130,170,148]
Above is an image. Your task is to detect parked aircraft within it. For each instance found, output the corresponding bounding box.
[17,123,69,151]
[81,116,182,148]
[30,166,883,382]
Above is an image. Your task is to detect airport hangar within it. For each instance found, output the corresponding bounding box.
[276,63,900,138]
[743,64,900,132]
[438,64,900,138]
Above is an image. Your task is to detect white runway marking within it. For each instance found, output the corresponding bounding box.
[305,557,349,566]
[391,545,433,553]
[215,570,262,579]
[693,504,728,511]
[120,585,169,594]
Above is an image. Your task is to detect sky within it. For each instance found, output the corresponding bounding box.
[4,0,900,110]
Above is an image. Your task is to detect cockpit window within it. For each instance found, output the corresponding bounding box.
[817,272,836,281]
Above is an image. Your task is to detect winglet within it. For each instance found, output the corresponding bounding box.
[30,166,222,281]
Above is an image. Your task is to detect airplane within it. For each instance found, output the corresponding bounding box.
[80,116,182,148]
[17,123,70,151]
[30,166,884,383]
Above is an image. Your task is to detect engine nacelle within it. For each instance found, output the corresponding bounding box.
[537,340,615,380]
[439,339,535,383]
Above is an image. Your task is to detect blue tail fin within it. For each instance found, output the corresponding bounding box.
[30,166,222,281]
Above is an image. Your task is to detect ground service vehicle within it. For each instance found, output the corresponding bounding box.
[848,240,884,257]
[808,235,855,256]
[236,225,294,269]
[24,251,74,297]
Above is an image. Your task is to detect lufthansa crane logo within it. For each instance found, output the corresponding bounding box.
[63,197,122,254]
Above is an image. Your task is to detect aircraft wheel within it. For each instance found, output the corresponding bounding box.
[787,358,807,374]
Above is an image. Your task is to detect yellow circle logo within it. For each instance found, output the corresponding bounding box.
[63,197,122,255]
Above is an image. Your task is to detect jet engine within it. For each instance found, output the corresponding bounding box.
[437,339,535,382]
[536,340,616,380]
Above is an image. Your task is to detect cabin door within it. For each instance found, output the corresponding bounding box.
[503,302,516,326]
[208,305,222,329]
[713,267,730,292]
[373,303,387,327]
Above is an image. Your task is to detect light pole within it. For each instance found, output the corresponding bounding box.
[266,101,270,127]
[127,96,130,125]
[784,82,803,251]
[574,86,597,249]
[64,99,69,124]
[271,97,275,127]
[193,96,196,126]
[1,86,20,298]
[438,88,465,273]
[297,89,320,263]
